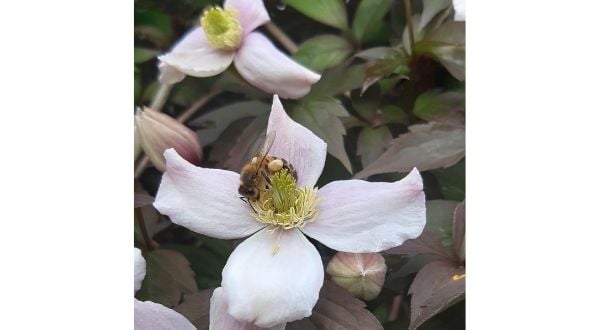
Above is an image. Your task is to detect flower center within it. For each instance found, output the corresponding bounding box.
[250,170,319,230]
[200,6,243,51]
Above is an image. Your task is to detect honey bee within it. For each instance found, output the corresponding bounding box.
[238,131,297,202]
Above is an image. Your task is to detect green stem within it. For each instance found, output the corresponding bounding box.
[403,0,415,55]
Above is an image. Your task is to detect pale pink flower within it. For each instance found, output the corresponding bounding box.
[158,0,320,99]
[134,248,195,330]
[153,95,426,327]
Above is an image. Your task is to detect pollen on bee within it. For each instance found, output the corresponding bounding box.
[268,159,284,172]
[251,157,258,165]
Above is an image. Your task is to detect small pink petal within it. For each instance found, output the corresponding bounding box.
[158,28,235,77]
[134,299,195,330]
[222,228,323,327]
[302,168,426,252]
[234,32,321,99]
[134,248,146,294]
[153,149,265,239]
[158,61,186,85]
[267,95,327,188]
[225,0,270,34]
[210,288,285,330]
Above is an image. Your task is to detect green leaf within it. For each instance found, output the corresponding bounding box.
[354,123,465,178]
[134,9,173,47]
[351,85,381,122]
[357,126,392,167]
[310,63,366,96]
[432,158,465,201]
[134,47,159,64]
[417,21,465,81]
[413,90,465,126]
[352,0,393,43]
[417,0,451,31]
[362,50,409,93]
[293,96,352,173]
[134,66,142,103]
[283,0,348,30]
[293,35,353,71]
[188,101,270,146]
[380,105,410,125]
[136,249,199,307]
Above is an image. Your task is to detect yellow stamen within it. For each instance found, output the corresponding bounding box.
[200,6,242,51]
[250,170,319,231]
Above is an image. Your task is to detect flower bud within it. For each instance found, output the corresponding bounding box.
[135,107,202,172]
[326,252,387,301]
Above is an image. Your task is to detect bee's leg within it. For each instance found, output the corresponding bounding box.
[261,169,272,189]
[239,196,258,213]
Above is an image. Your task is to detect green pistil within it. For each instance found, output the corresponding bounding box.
[200,7,242,51]
[250,170,319,230]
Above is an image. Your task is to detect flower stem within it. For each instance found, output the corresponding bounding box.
[388,295,402,321]
[265,22,298,53]
[135,207,154,251]
[150,83,173,111]
[176,88,222,123]
[403,0,415,55]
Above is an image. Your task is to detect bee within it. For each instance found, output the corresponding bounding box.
[238,131,297,202]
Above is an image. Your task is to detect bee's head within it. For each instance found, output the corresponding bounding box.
[238,185,259,199]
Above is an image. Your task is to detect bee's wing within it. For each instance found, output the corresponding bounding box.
[252,130,276,176]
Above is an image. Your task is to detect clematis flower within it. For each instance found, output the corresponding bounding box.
[134,248,195,330]
[158,0,321,99]
[153,95,426,327]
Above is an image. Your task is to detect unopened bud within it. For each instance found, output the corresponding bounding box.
[135,107,202,172]
[326,252,387,301]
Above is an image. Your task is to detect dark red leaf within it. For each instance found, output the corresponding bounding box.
[173,289,215,330]
[453,201,465,263]
[408,260,465,330]
[288,281,383,330]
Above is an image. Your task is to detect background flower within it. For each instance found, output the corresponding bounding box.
[134,248,195,330]
[158,0,320,99]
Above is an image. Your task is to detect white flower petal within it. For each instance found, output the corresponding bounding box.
[158,28,235,77]
[234,32,321,99]
[453,0,465,21]
[302,168,426,252]
[210,287,286,330]
[266,95,327,188]
[153,149,265,239]
[134,299,195,330]
[222,228,323,327]
[158,61,186,85]
[225,0,270,34]
[134,248,146,294]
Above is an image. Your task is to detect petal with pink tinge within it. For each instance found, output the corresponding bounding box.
[302,168,426,252]
[234,32,320,99]
[266,95,327,188]
[222,228,323,327]
[153,149,264,239]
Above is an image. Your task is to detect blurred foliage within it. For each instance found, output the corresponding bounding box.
[135,0,465,329]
